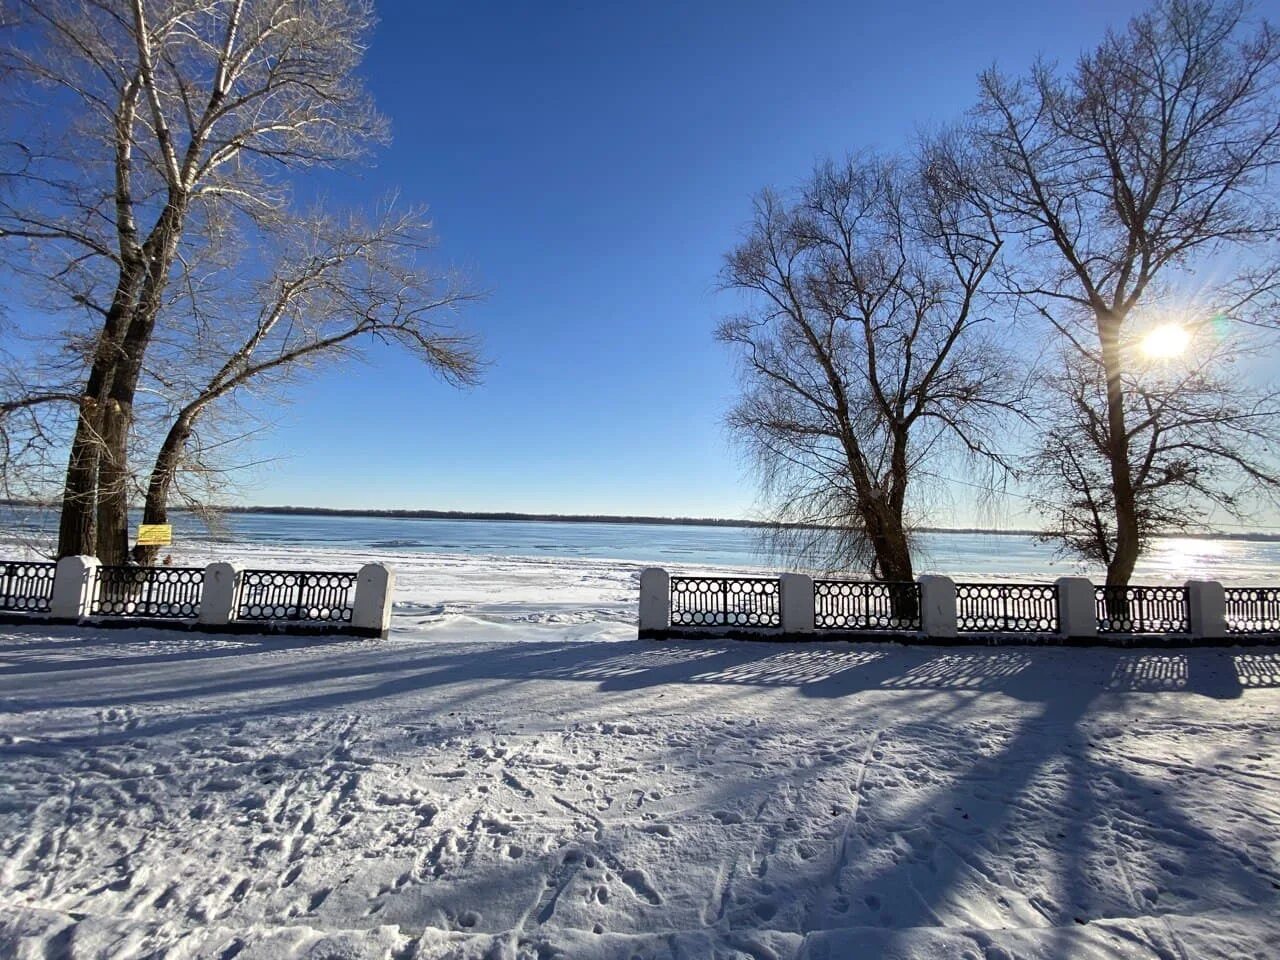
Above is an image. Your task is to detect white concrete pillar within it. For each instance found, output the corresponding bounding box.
[1055,577,1098,640]
[638,567,670,634]
[1187,580,1227,640]
[353,563,396,637]
[918,575,958,639]
[199,562,242,626]
[780,573,815,634]
[51,555,99,619]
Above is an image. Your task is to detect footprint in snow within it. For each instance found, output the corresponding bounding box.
[620,869,662,905]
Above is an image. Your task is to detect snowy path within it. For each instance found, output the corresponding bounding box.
[1,620,1278,959]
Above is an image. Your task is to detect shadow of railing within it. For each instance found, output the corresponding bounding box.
[4,635,1279,756]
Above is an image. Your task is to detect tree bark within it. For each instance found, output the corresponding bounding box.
[131,412,191,566]
[57,400,105,559]
[862,496,916,620]
[864,493,913,579]
[93,205,186,565]
[1098,314,1139,587]
[850,436,916,610]
[94,397,133,566]
[56,271,141,558]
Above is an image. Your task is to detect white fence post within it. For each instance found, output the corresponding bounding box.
[51,555,99,619]
[638,567,670,636]
[780,573,815,634]
[1055,577,1098,641]
[353,563,396,638]
[200,562,242,627]
[1187,579,1227,640]
[918,575,958,639]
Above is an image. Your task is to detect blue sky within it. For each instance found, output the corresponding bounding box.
[240,0,1193,520]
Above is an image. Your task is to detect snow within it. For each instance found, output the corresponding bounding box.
[1,550,1279,959]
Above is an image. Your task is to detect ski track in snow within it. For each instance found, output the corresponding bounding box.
[0,550,1277,959]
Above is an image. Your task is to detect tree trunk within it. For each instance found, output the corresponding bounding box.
[877,531,915,585]
[57,401,104,559]
[856,477,916,619]
[868,506,916,620]
[1098,315,1139,587]
[56,273,141,558]
[93,207,186,565]
[883,431,912,581]
[95,397,133,566]
[132,414,191,565]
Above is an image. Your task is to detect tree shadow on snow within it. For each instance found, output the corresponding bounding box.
[2,631,1278,957]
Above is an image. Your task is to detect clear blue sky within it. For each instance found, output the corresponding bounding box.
[240,0,1211,520]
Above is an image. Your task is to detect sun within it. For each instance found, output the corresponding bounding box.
[1140,324,1191,359]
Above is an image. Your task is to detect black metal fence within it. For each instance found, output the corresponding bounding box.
[0,560,57,614]
[669,575,781,628]
[1224,587,1280,635]
[814,580,921,631]
[236,569,357,623]
[91,565,204,619]
[1096,585,1189,634]
[956,582,1059,633]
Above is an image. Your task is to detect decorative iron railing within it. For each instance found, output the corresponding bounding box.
[956,582,1059,633]
[1224,587,1280,635]
[1096,585,1189,634]
[669,575,781,628]
[814,580,921,631]
[236,569,356,623]
[0,560,57,614]
[91,565,204,619]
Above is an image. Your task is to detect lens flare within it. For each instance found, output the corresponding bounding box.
[1140,324,1191,359]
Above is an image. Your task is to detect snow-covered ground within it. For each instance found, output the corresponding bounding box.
[1,550,1279,959]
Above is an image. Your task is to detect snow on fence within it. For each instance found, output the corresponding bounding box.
[639,569,1278,645]
[0,556,394,638]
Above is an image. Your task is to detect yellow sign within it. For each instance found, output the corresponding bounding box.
[136,524,173,546]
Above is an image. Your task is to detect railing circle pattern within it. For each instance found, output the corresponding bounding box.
[814,580,921,631]
[955,583,1059,633]
[237,570,356,623]
[92,566,203,619]
[0,560,57,613]
[670,576,780,628]
[1224,587,1280,635]
[1096,585,1189,634]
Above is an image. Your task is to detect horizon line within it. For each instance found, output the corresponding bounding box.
[7,499,1276,542]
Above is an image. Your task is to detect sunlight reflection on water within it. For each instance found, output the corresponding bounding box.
[2,507,1277,583]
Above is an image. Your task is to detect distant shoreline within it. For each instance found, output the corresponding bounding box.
[5,500,1276,542]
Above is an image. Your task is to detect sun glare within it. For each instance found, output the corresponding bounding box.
[1140,324,1191,359]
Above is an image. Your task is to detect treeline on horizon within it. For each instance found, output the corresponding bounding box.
[3,499,1275,542]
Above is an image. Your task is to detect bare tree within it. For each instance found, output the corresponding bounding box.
[1,0,388,562]
[131,205,481,564]
[718,155,1023,583]
[1031,317,1280,569]
[964,0,1280,584]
